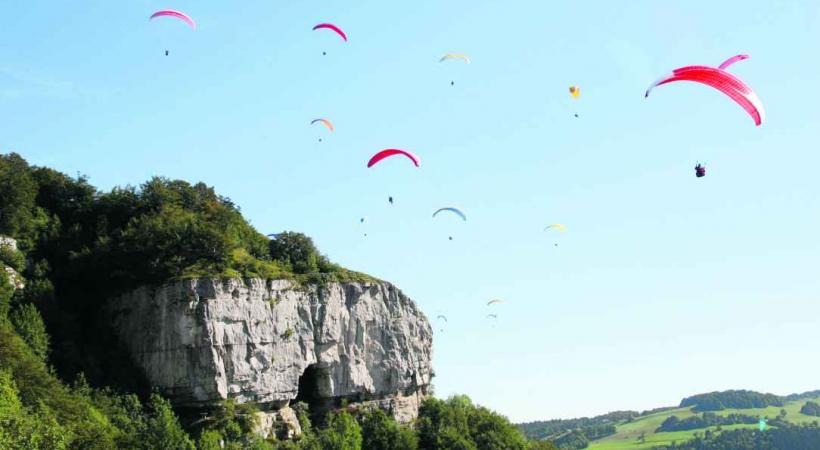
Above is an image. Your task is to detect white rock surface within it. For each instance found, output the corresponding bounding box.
[107,278,433,422]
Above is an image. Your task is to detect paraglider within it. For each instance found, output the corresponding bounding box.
[718,54,749,70]
[313,23,347,41]
[311,118,334,132]
[150,10,197,29]
[439,53,471,64]
[487,299,503,306]
[311,118,334,142]
[645,54,765,126]
[367,149,420,168]
[150,10,195,56]
[440,53,470,86]
[544,224,567,232]
[569,86,581,117]
[388,196,394,205]
[695,163,706,178]
[433,207,467,221]
[437,315,448,322]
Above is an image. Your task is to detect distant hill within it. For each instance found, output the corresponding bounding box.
[680,390,783,412]
[519,389,820,450]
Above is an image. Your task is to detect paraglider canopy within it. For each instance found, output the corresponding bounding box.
[367,149,420,168]
[439,53,471,64]
[311,118,334,132]
[150,10,196,29]
[433,207,467,222]
[487,299,503,306]
[313,23,347,41]
[544,224,567,232]
[645,55,765,126]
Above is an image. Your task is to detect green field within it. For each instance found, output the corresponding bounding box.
[587,397,820,450]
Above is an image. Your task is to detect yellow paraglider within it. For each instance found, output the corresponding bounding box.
[544,224,567,232]
[569,86,580,99]
[439,53,471,64]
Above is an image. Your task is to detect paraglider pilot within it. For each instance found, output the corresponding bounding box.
[695,163,706,178]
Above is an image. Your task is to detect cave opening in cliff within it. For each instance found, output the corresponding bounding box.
[294,364,332,424]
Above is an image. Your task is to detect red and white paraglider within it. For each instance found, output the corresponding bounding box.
[645,54,765,126]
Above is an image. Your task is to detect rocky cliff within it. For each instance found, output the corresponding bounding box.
[106,278,433,432]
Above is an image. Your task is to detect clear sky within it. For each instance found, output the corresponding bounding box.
[3,0,820,423]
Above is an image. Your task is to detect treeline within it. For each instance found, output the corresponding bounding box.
[549,425,616,449]
[680,390,784,412]
[653,423,820,450]
[786,390,820,401]
[518,411,633,449]
[656,412,758,432]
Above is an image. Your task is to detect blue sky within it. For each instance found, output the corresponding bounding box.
[3,0,820,422]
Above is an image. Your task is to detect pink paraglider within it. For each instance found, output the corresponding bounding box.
[645,55,764,126]
[367,149,420,168]
[313,23,347,41]
[149,10,196,29]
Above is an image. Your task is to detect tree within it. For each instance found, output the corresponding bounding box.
[268,232,322,274]
[359,408,418,450]
[10,303,50,362]
[197,430,223,450]
[143,393,195,450]
[801,401,820,417]
[0,153,42,249]
[317,411,362,450]
[417,396,528,450]
[0,269,13,319]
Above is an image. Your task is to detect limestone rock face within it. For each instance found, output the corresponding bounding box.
[106,278,433,423]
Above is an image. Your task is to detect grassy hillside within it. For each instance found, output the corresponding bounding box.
[588,397,820,450]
